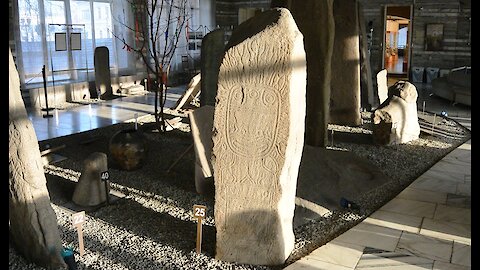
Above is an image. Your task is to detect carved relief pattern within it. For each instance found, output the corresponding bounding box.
[213,24,294,222]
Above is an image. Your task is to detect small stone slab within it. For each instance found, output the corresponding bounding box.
[172,73,201,110]
[188,105,215,195]
[72,152,109,207]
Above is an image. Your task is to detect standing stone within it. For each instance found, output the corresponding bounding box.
[200,29,225,107]
[72,152,108,207]
[213,8,306,265]
[271,0,335,147]
[357,1,376,111]
[9,48,66,269]
[330,0,362,126]
[376,69,388,104]
[94,46,113,99]
[188,105,215,195]
[373,81,420,144]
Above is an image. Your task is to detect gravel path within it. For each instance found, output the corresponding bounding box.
[9,110,470,270]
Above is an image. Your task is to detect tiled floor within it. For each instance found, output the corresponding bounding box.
[27,86,185,142]
[285,138,471,269]
[26,81,471,270]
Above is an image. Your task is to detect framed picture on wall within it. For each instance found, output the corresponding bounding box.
[70,33,82,50]
[55,32,67,51]
[425,23,443,51]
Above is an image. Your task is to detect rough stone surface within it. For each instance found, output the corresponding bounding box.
[94,46,113,99]
[72,152,108,207]
[271,0,335,147]
[330,0,362,126]
[200,29,225,107]
[9,48,66,269]
[109,129,147,171]
[373,81,421,144]
[377,69,388,104]
[212,8,306,265]
[188,105,215,195]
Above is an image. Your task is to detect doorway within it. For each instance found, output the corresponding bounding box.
[383,5,413,82]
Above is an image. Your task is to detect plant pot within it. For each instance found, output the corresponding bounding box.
[109,128,147,171]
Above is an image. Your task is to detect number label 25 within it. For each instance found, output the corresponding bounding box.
[193,205,206,218]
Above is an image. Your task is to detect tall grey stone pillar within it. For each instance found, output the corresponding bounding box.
[213,8,306,265]
[200,29,225,106]
[271,0,335,147]
[94,46,113,99]
[330,0,362,126]
[9,48,66,269]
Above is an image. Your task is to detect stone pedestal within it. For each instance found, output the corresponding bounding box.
[213,8,306,265]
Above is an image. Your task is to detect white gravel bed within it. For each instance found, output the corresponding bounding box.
[9,110,470,270]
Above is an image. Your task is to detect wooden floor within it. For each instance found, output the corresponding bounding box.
[385,56,407,75]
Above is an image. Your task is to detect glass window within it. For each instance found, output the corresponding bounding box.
[16,0,130,85]
[18,0,43,78]
[93,2,116,68]
[45,0,69,77]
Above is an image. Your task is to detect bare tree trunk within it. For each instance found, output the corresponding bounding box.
[9,49,66,269]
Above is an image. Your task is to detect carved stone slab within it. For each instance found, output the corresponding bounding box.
[9,48,66,268]
[212,8,306,265]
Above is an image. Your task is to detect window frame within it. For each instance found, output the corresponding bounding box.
[15,0,133,88]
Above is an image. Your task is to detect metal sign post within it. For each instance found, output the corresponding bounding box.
[42,65,53,118]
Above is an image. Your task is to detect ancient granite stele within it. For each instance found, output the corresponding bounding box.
[212,8,306,265]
